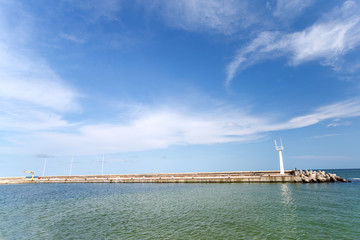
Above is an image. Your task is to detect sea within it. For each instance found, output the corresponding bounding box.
[0,169,359,239]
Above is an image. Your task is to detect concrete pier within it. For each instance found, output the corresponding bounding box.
[0,170,298,184]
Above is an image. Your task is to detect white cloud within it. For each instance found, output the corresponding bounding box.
[310,134,339,139]
[270,98,360,130]
[273,0,315,19]
[3,97,360,155]
[0,101,71,131]
[153,0,258,35]
[59,33,85,44]
[4,108,266,155]
[71,0,122,21]
[292,155,352,160]
[226,0,360,85]
[0,1,79,113]
[327,120,351,127]
[0,1,79,135]
[0,51,79,112]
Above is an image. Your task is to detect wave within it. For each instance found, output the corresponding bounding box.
[348,178,360,182]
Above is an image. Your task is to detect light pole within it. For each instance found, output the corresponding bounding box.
[42,158,47,176]
[69,156,73,176]
[101,154,105,175]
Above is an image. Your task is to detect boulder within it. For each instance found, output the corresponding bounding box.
[298,169,346,183]
[336,176,347,182]
[294,176,302,183]
[330,175,337,182]
[302,177,310,183]
[325,175,331,181]
[317,177,327,183]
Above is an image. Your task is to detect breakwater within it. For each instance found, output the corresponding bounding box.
[0,170,347,184]
[1,170,297,184]
[298,169,347,183]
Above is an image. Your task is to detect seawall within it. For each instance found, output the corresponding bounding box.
[0,170,298,184]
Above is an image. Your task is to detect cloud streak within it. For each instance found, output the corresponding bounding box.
[292,155,352,160]
[3,97,360,155]
[0,45,79,112]
[152,0,260,35]
[272,0,315,20]
[226,0,360,85]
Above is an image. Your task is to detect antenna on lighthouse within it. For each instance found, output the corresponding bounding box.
[275,139,285,174]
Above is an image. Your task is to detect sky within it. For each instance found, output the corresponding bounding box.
[1,0,360,177]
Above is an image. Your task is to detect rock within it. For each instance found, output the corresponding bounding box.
[294,176,302,183]
[298,169,346,183]
[336,176,347,182]
[317,177,327,183]
[306,173,316,183]
[325,175,331,181]
[302,177,310,183]
[310,178,317,183]
[330,175,337,182]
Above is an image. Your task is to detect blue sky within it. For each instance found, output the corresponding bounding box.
[1,0,360,177]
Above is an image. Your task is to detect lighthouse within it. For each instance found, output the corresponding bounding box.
[275,139,285,174]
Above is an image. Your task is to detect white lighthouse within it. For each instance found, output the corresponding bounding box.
[275,139,285,174]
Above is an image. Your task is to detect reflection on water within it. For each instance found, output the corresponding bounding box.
[279,183,299,236]
[280,183,292,205]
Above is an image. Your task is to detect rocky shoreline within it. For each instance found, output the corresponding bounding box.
[295,169,347,183]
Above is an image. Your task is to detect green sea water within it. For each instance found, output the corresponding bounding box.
[1,169,359,239]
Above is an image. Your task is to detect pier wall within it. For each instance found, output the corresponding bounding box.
[0,170,298,184]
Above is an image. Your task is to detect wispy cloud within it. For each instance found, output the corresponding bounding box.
[0,102,71,131]
[0,47,79,112]
[0,1,79,133]
[0,2,79,113]
[35,154,55,158]
[292,155,352,160]
[152,0,260,35]
[279,98,360,129]
[71,0,122,22]
[272,0,315,20]
[226,0,360,85]
[310,134,340,139]
[4,97,360,155]
[327,120,351,127]
[59,33,85,44]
